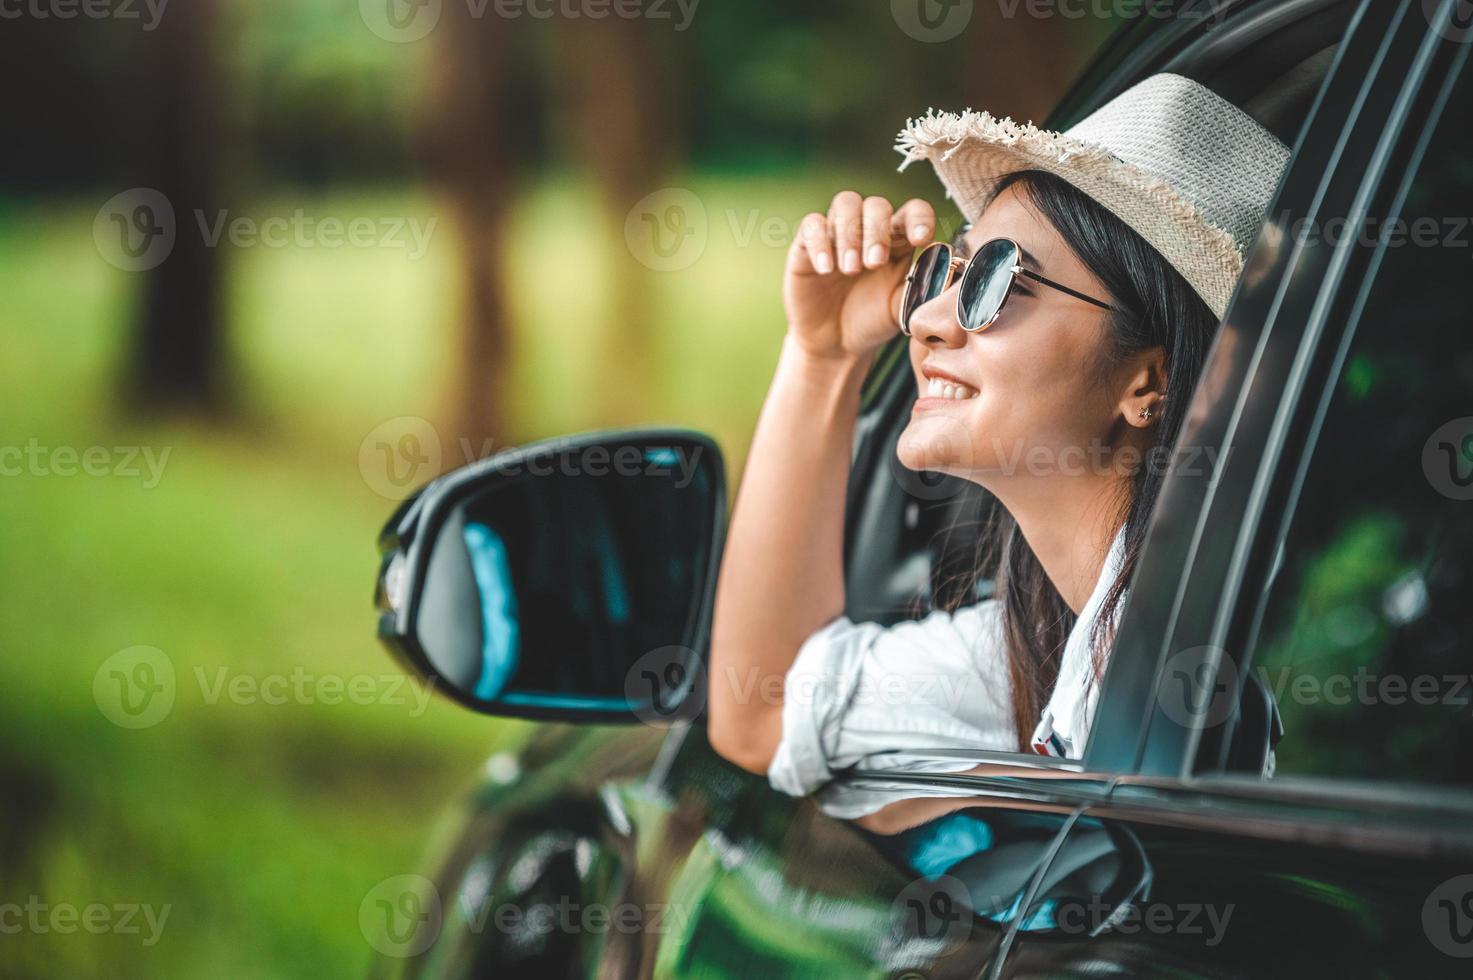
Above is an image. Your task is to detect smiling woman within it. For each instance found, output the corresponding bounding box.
[706,73,1290,817]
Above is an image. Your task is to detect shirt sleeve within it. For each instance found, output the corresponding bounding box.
[766,600,1017,805]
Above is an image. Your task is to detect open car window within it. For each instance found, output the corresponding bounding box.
[838,0,1360,780]
[1230,40,1473,792]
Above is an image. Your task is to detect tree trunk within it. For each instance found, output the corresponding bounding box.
[421,9,518,457]
[126,0,226,416]
[560,15,677,426]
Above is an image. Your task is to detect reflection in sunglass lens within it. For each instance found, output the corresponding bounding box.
[958,239,1019,331]
[902,243,951,334]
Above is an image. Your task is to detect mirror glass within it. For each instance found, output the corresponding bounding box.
[412,441,719,716]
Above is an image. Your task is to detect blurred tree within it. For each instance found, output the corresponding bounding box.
[422,12,684,446]
[959,7,1090,125]
[559,14,680,425]
[126,0,228,415]
[421,6,523,452]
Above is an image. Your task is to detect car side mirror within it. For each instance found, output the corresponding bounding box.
[374,429,725,723]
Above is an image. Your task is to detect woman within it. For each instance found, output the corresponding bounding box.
[706,73,1289,818]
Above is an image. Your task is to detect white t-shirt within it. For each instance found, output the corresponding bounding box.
[766,525,1128,818]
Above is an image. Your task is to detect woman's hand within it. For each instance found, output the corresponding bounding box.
[784,192,937,360]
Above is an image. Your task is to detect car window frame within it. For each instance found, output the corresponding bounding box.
[1112,0,1473,814]
[836,0,1371,797]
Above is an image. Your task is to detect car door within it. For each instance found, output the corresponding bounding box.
[998,1,1473,975]
[616,3,1374,979]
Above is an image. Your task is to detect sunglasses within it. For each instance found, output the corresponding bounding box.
[898,237,1115,335]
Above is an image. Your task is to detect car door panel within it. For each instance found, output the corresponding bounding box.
[1002,802,1473,978]
[638,731,1022,979]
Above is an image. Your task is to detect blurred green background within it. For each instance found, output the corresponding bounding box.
[0,1,1111,975]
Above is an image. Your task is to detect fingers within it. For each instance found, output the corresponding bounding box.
[797,193,938,276]
[859,196,894,269]
[828,190,863,274]
[797,212,832,274]
[892,199,937,249]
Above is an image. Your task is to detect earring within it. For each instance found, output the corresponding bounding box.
[1138,406,1152,422]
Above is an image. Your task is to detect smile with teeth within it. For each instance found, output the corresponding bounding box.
[924,377,979,400]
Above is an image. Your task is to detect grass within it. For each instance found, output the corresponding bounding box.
[0,170,920,976]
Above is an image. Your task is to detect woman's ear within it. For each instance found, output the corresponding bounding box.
[1119,345,1168,428]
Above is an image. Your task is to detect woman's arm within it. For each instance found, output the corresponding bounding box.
[705,337,871,772]
[706,191,936,773]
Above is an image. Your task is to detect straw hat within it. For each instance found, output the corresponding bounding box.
[894,73,1290,318]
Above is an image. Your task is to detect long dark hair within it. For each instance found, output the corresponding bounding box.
[947,169,1221,748]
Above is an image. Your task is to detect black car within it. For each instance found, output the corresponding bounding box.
[370,1,1473,975]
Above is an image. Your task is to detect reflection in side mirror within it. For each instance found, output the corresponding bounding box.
[375,430,725,723]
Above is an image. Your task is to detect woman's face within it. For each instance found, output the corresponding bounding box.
[898,182,1132,488]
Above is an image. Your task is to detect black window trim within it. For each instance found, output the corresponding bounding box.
[1116,0,1473,824]
[1083,0,1390,775]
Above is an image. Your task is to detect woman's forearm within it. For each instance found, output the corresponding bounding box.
[706,333,874,772]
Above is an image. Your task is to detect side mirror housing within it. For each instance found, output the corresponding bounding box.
[374,429,725,724]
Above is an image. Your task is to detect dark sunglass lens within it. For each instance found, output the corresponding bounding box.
[958,239,1018,330]
[902,243,950,332]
